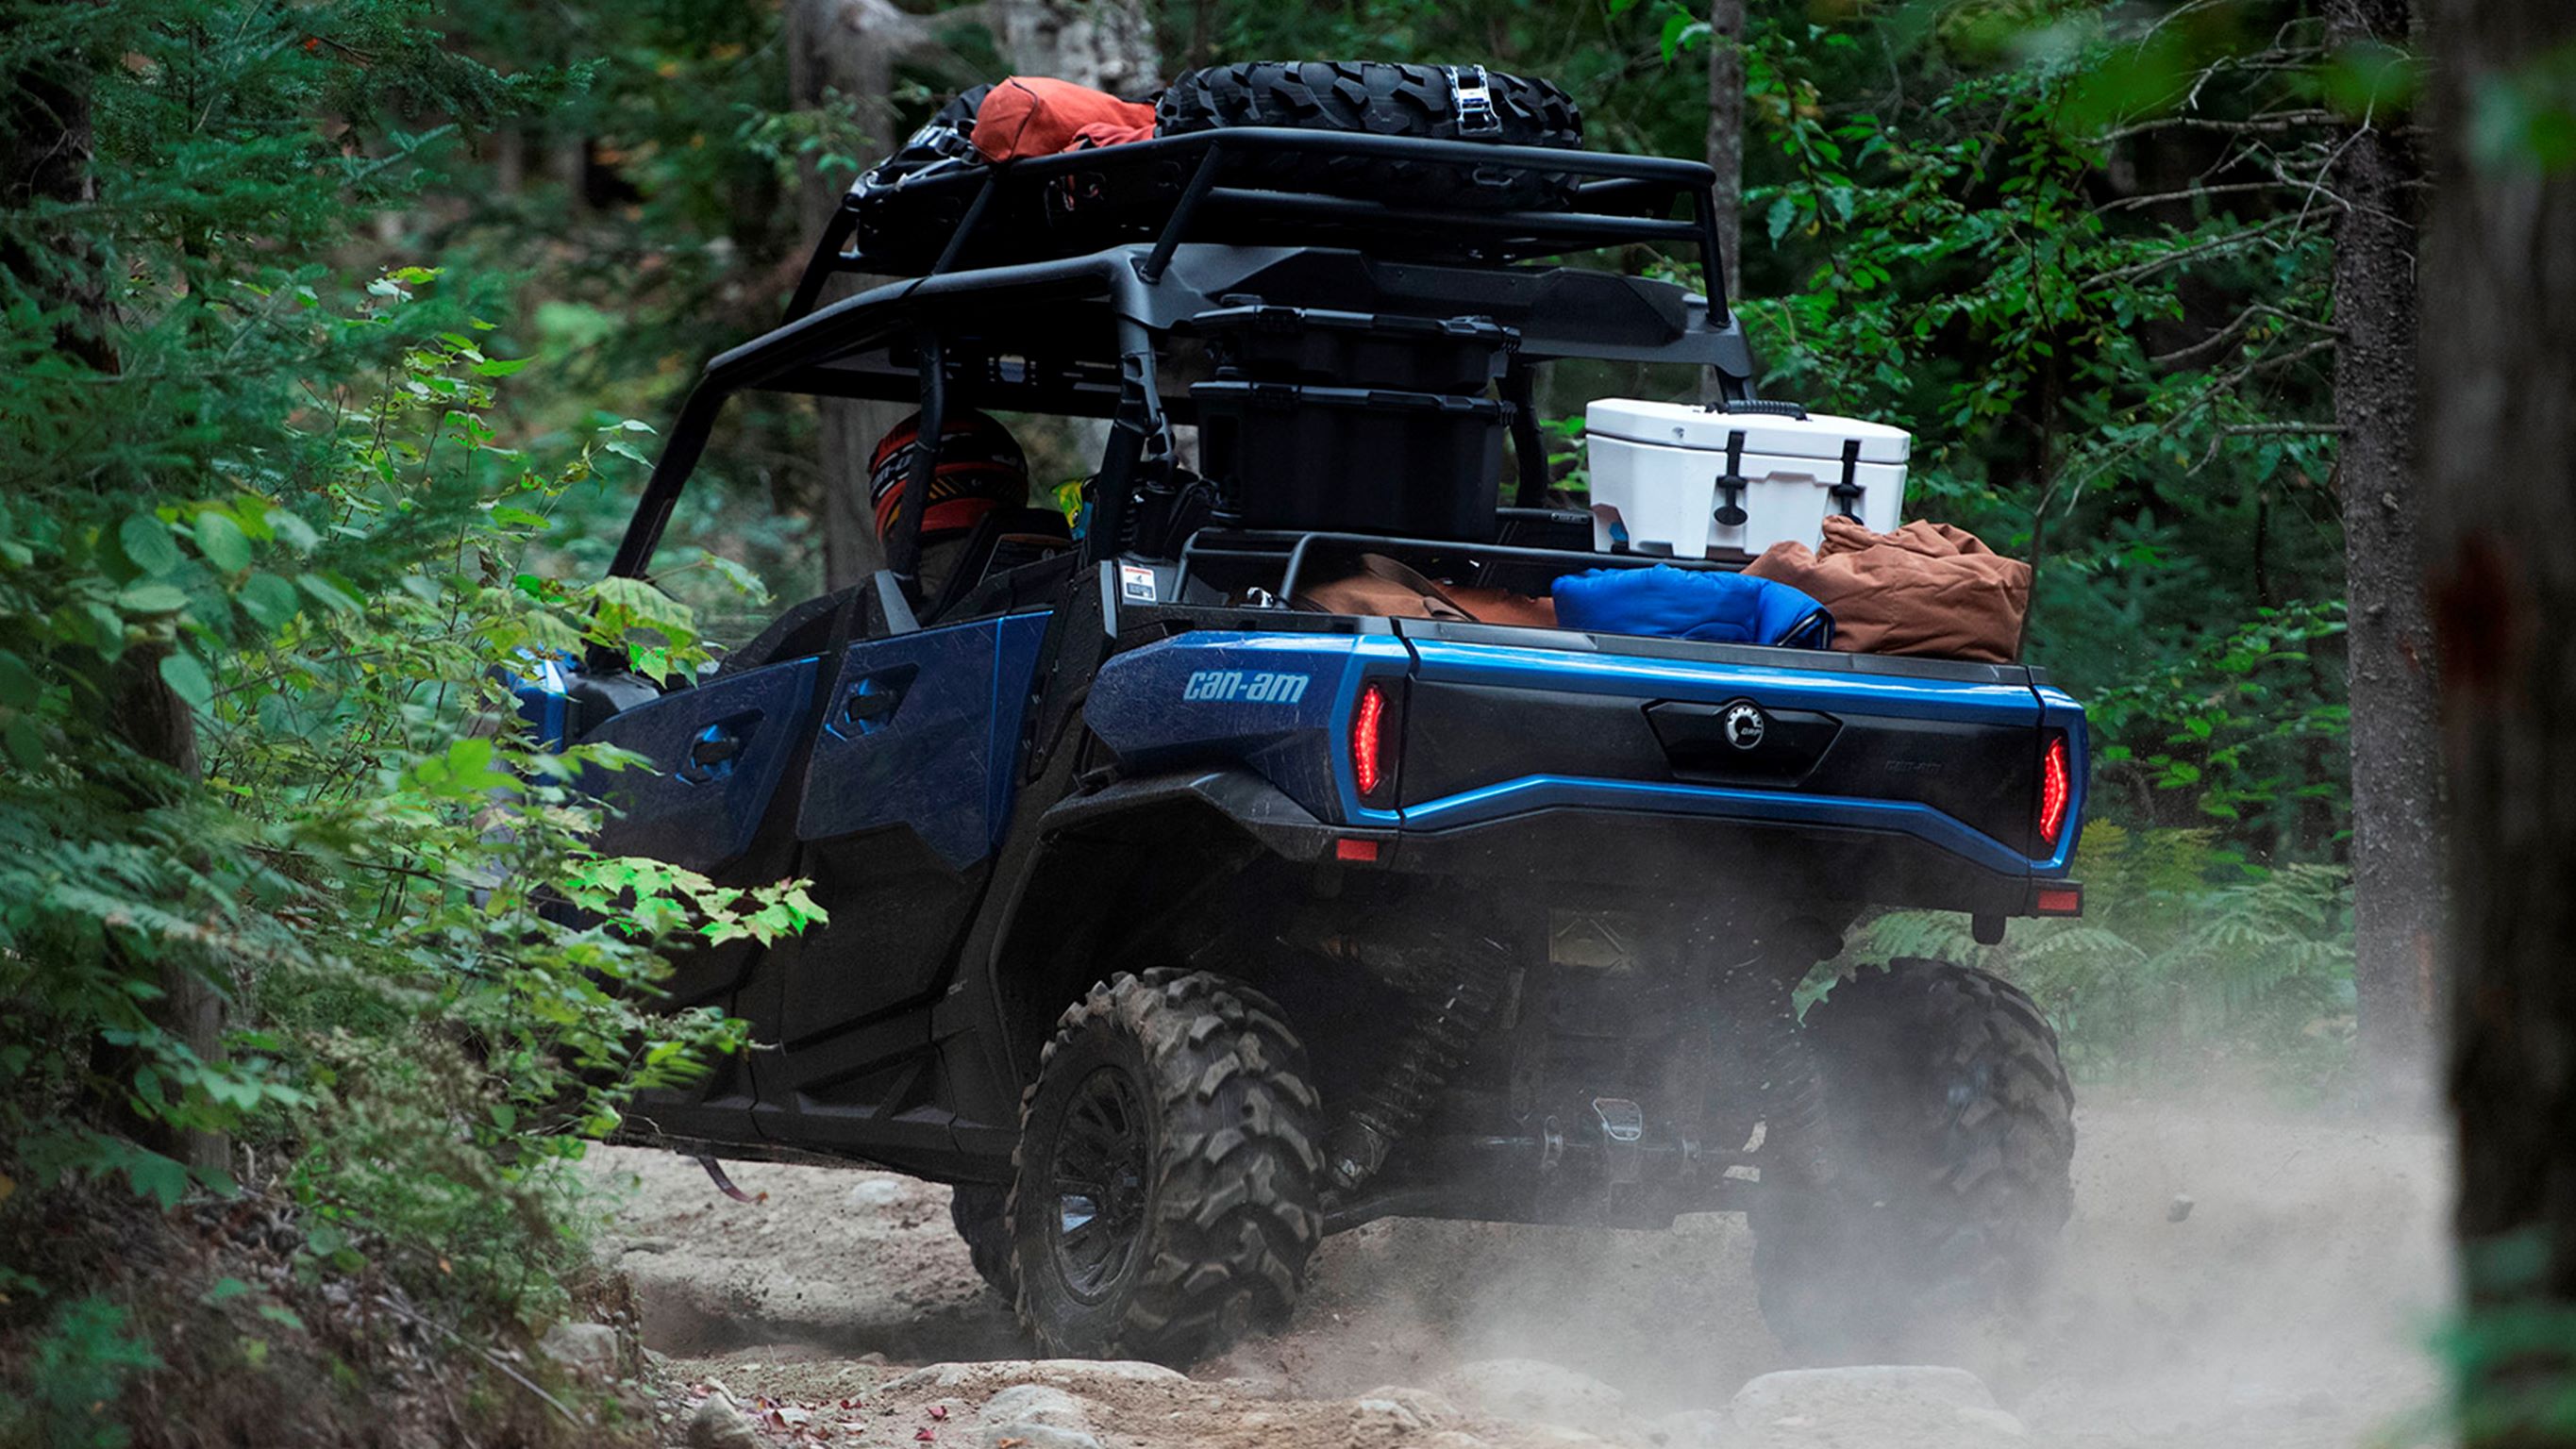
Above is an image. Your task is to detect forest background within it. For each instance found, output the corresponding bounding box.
[0,0,2467,1444]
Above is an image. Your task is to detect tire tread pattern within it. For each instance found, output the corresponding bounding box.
[1750,958,2076,1358]
[1156,60,1583,210]
[1008,969,1325,1364]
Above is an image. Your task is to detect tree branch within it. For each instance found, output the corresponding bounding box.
[2086,213,2307,286]
[2099,108,2339,142]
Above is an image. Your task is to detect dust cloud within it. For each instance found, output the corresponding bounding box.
[599,1098,2450,1448]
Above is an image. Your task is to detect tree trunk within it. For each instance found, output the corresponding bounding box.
[990,0,1160,95]
[5,60,226,1184]
[2420,0,2576,1439]
[1703,0,1748,308]
[989,0,1160,470]
[2325,0,2444,1096]
[787,0,913,591]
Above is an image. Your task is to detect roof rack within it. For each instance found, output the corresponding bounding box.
[784,128,1731,327]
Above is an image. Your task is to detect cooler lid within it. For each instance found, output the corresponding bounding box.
[1584,398,1912,464]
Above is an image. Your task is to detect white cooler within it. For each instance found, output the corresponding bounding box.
[1582,399,1912,559]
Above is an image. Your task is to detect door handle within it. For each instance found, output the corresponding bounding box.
[680,721,749,783]
[828,666,917,740]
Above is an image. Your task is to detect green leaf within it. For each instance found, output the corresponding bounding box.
[158,652,214,710]
[0,651,36,708]
[193,510,252,574]
[296,574,362,614]
[265,508,321,554]
[1766,195,1799,244]
[120,514,182,576]
[117,582,191,615]
[125,1151,189,1209]
[3,715,43,770]
[472,356,533,377]
[239,573,302,631]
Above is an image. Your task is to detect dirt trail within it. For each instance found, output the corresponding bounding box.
[591,1105,2449,1448]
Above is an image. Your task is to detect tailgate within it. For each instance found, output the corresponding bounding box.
[1387,620,2080,872]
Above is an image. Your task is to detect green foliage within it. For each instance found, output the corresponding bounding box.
[0,270,811,1319]
[1848,824,2353,1091]
[5,1296,160,1449]
[0,0,816,1411]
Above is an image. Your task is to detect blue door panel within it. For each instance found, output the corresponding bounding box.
[984,612,1051,849]
[581,658,818,869]
[797,622,1004,867]
[795,611,1058,867]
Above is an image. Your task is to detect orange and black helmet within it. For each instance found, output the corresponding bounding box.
[868,409,1028,541]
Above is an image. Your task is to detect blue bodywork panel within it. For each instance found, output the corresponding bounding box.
[582,658,819,869]
[1395,636,2077,874]
[1086,631,1413,826]
[796,612,1052,868]
[1086,627,2084,879]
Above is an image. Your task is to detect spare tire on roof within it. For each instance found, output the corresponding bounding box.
[1155,61,1583,211]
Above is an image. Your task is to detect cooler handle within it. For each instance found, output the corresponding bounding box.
[1830,438,1865,522]
[1714,428,1749,529]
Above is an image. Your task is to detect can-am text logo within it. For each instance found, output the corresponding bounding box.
[1183,670,1311,705]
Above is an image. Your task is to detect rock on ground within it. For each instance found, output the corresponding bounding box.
[1654,1407,1736,1448]
[1729,1366,2024,1449]
[1437,1357,1628,1429]
[684,1390,760,1449]
[537,1320,621,1381]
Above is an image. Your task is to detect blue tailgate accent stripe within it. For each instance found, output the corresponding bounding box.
[1399,774,2036,874]
[1405,639,2039,723]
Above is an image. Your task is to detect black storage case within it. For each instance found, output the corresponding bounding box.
[1190,304,1515,393]
[1193,379,1510,541]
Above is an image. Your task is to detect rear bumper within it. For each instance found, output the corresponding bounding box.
[1364,795,2049,917]
[1063,767,2066,917]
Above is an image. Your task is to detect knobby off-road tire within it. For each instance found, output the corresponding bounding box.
[949,1184,1016,1298]
[1008,970,1326,1364]
[1749,958,2077,1362]
[1156,60,1583,210]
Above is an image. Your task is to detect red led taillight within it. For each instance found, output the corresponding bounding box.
[2037,734,2071,848]
[1351,681,1393,805]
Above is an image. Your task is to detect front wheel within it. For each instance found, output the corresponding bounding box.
[1007,970,1325,1364]
[1750,958,2077,1361]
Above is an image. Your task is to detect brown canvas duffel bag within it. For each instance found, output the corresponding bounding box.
[1744,517,2031,662]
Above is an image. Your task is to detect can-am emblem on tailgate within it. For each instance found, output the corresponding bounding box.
[1722,702,1767,750]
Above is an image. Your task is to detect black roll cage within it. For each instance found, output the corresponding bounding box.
[605,128,1761,611]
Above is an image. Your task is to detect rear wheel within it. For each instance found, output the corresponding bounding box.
[1008,970,1325,1364]
[949,1184,1015,1297]
[1156,61,1583,210]
[1749,958,2077,1361]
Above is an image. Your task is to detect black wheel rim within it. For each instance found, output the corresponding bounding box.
[1049,1065,1150,1303]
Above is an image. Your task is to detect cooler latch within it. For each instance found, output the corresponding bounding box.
[1714,428,1749,529]
[1446,66,1503,136]
[1830,438,1865,522]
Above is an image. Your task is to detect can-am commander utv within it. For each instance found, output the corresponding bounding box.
[521,61,2087,1366]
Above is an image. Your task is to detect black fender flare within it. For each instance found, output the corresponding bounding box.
[967,768,1380,1088]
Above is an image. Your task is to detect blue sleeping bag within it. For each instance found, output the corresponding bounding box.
[1551,565,1832,648]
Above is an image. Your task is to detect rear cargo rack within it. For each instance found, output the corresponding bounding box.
[787,128,1733,325]
[1174,519,1744,607]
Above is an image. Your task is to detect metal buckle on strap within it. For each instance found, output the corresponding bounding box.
[1446,64,1503,136]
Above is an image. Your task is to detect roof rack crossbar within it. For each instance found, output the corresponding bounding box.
[810,127,1733,321]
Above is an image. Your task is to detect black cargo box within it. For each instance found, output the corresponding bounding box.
[1193,380,1508,541]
